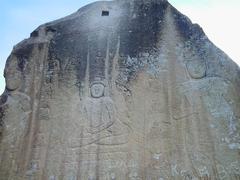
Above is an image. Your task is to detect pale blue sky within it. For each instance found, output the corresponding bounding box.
[1,0,240,94]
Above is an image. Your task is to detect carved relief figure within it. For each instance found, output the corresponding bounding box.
[83,80,114,134]
[173,60,239,144]
[172,59,240,177]
[184,61,239,143]
[78,78,130,147]
[171,60,207,120]
[0,56,31,176]
[1,56,31,138]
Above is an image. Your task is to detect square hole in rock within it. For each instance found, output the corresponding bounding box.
[102,11,109,16]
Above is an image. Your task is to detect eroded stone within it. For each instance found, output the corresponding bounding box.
[0,0,239,179]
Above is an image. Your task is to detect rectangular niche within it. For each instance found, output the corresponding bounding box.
[102,11,109,16]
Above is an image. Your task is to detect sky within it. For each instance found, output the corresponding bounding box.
[0,0,240,94]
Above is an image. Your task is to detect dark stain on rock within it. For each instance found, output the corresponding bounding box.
[171,6,205,42]
[171,6,208,59]
[44,0,170,88]
[119,1,168,58]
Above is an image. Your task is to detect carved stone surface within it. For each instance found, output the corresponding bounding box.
[0,0,240,179]
[186,60,206,79]
[90,81,105,98]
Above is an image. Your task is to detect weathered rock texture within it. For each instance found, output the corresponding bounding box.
[0,0,240,179]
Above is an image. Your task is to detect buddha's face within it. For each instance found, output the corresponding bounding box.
[90,83,105,98]
[5,69,22,91]
[187,60,206,79]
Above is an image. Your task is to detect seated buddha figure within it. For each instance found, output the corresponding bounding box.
[79,78,130,147]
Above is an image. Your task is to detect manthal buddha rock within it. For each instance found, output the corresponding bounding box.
[0,0,240,179]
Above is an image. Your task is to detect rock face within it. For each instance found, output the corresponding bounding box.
[0,0,240,179]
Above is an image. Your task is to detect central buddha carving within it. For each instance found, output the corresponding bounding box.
[79,77,130,147]
[84,79,115,134]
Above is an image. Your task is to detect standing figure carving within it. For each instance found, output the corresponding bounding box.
[0,55,31,177]
[1,56,31,140]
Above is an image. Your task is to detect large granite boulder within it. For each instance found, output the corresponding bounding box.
[0,0,239,179]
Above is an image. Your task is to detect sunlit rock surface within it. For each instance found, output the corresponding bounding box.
[0,0,240,179]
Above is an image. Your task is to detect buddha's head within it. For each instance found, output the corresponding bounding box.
[4,59,22,91]
[90,78,105,98]
[186,60,206,79]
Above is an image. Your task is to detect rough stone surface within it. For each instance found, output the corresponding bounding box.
[0,0,240,179]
